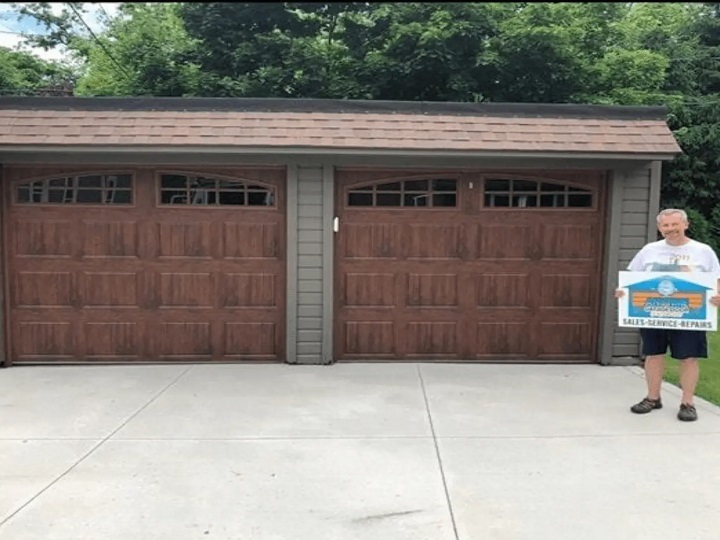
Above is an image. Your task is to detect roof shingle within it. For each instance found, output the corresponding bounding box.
[0,99,681,156]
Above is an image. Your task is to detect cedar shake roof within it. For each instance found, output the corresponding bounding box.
[0,97,681,157]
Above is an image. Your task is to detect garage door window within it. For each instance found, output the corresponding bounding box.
[484,178,593,208]
[159,173,275,206]
[15,174,133,205]
[348,178,457,207]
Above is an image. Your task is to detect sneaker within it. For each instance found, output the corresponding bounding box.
[677,403,698,422]
[630,397,663,414]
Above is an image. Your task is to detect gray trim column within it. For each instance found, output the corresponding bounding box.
[294,163,326,364]
[0,164,7,367]
[285,163,299,364]
[599,169,624,365]
[322,164,334,364]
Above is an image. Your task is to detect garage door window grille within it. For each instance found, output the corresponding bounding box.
[15,174,133,205]
[347,179,457,207]
[484,179,593,208]
[159,173,275,206]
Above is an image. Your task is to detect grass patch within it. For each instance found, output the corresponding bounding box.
[664,329,720,405]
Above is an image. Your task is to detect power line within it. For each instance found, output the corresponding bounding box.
[95,3,114,23]
[64,2,132,82]
[0,19,20,34]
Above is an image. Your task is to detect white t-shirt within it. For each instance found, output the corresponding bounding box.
[627,239,720,274]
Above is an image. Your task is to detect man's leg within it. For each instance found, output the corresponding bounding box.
[679,358,699,405]
[670,331,705,422]
[631,329,667,414]
[630,353,665,413]
[644,354,665,400]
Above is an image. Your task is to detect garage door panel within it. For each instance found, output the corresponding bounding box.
[14,220,73,257]
[343,223,399,259]
[15,271,73,307]
[156,222,214,259]
[224,322,277,358]
[406,225,463,259]
[540,224,597,259]
[472,310,532,322]
[475,274,529,308]
[6,166,286,363]
[406,322,458,356]
[336,169,604,362]
[222,273,278,307]
[539,274,592,308]
[84,322,142,359]
[475,225,535,260]
[82,221,139,258]
[81,271,140,307]
[344,272,396,307]
[344,321,395,356]
[14,321,75,360]
[407,273,459,307]
[537,322,592,357]
[155,322,212,358]
[532,260,596,273]
[222,222,281,259]
[157,272,214,308]
[474,322,531,358]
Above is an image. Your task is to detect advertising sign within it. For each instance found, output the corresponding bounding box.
[618,271,718,331]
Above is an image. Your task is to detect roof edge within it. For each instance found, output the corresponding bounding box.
[0,96,669,120]
[0,144,680,161]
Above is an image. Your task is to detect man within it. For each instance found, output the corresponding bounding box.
[616,208,720,421]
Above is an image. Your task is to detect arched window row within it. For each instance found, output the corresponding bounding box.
[159,173,275,206]
[484,178,593,208]
[16,173,133,205]
[346,177,593,208]
[15,172,276,207]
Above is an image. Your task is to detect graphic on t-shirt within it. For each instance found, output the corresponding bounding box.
[630,240,720,273]
[645,254,708,272]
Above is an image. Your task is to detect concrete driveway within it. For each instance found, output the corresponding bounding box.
[1,362,719,540]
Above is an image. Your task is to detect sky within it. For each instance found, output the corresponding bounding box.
[0,2,120,61]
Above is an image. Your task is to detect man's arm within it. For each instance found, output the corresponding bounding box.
[712,277,720,307]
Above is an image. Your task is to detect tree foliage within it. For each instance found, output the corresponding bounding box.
[75,3,200,96]
[0,47,74,95]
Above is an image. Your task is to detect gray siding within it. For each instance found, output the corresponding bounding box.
[0,164,5,366]
[603,162,660,364]
[290,165,331,364]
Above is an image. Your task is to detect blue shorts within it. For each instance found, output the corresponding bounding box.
[640,328,708,360]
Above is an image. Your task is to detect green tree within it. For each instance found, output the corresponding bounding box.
[0,47,75,95]
[180,2,369,97]
[662,97,720,253]
[341,2,515,101]
[76,3,201,96]
[657,4,720,254]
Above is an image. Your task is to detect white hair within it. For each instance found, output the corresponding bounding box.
[656,208,688,224]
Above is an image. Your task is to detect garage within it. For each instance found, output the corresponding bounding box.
[335,168,606,362]
[0,96,682,366]
[4,165,286,363]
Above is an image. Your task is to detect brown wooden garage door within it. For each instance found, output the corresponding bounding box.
[335,169,606,363]
[4,166,285,363]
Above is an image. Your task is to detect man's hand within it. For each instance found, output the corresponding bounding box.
[614,288,625,299]
[710,294,720,307]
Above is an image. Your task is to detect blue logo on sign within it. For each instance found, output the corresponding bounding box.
[657,279,676,297]
[627,275,712,320]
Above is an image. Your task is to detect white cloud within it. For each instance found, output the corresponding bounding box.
[0,2,120,62]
